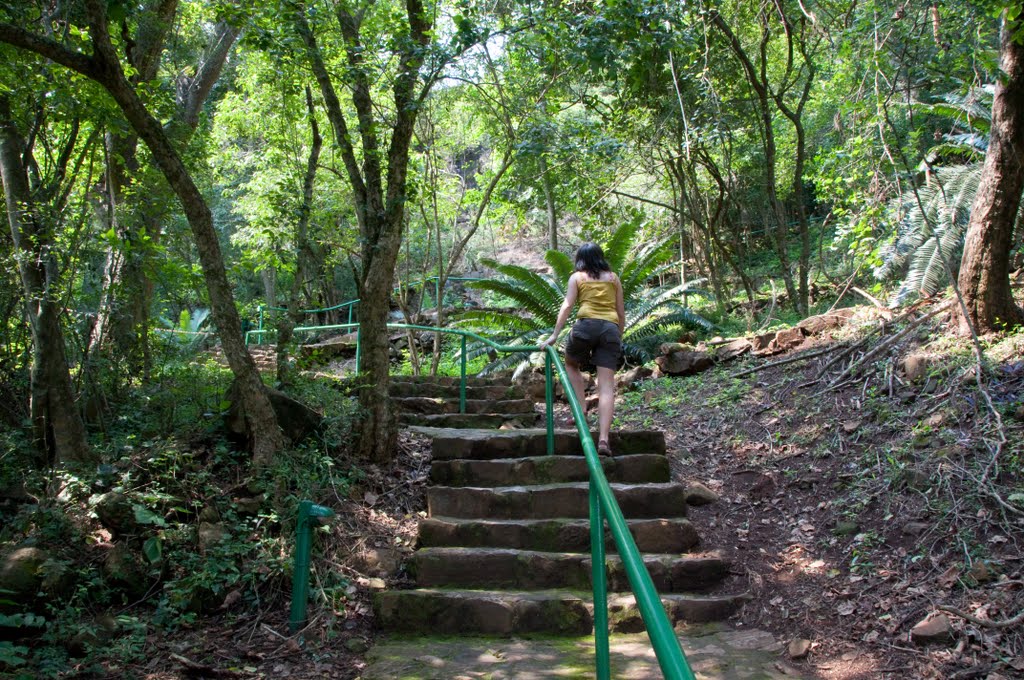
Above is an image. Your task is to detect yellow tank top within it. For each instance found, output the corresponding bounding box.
[577,279,619,324]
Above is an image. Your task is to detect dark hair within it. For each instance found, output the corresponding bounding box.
[574,242,611,279]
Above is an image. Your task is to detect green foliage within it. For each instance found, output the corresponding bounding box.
[458,219,713,372]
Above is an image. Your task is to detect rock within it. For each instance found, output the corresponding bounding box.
[749,332,775,353]
[910,613,953,645]
[345,637,370,653]
[841,420,862,433]
[352,548,403,578]
[797,310,852,336]
[94,492,139,537]
[198,522,229,551]
[225,379,323,446]
[684,482,719,506]
[367,577,387,590]
[788,638,812,659]
[769,327,805,353]
[968,560,998,585]
[901,522,929,536]
[832,521,860,536]
[0,547,48,603]
[103,543,150,599]
[233,495,263,516]
[713,339,751,362]
[902,352,937,383]
[659,342,694,355]
[655,351,714,377]
[901,467,932,490]
[199,505,221,523]
[617,365,653,391]
[298,334,358,362]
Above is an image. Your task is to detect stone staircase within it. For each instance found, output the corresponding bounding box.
[375,376,747,637]
[389,375,540,428]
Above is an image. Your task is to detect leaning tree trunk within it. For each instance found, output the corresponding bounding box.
[0,98,92,464]
[956,13,1024,335]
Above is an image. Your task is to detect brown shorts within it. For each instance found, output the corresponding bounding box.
[565,318,623,371]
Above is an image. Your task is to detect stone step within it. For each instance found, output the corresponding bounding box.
[409,548,730,592]
[391,375,514,386]
[374,589,748,635]
[400,412,540,428]
[430,428,666,460]
[388,382,529,400]
[430,454,670,486]
[427,483,687,520]
[418,517,701,553]
[393,396,536,415]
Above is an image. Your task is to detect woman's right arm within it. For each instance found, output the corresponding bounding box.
[544,274,579,346]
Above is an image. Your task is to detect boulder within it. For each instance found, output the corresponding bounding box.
[713,338,752,362]
[102,544,149,599]
[655,351,714,377]
[352,548,403,578]
[797,308,854,336]
[617,365,653,391]
[902,352,938,383]
[298,334,359,362]
[225,380,322,446]
[198,522,230,552]
[94,492,139,537]
[684,482,719,506]
[0,547,48,603]
[767,327,805,354]
[749,332,775,353]
[910,613,954,645]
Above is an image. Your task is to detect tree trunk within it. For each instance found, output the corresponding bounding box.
[956,12,1024,334]
[0,97,92,464]
[539,153,558,251]
[29,1,286,461]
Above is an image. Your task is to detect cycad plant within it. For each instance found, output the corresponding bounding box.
[457,218,713,373]
[876,87,1021,303]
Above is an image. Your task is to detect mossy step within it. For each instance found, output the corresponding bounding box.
[418,517,701,553]
[374,589,749,635]
[399,412,540,428]
[429,454,670,486]
[430,428,666,460]
[409,547,730,592]
[388,382,529,400]
[392,396,536,415]
[427,482,687,520]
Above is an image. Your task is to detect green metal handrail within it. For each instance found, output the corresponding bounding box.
[267,320,694,679]
[253,276,483,345]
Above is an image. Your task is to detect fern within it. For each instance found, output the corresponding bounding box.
[876,165,982,303]
[458,220,715,372]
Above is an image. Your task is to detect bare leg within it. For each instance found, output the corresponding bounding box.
[596,365,616,448]
[564,357,587,420]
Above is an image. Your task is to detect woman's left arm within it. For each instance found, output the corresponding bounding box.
[615,274,625,333]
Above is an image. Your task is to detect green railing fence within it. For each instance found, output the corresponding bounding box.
[252,276,482,345]
[277,320,696,680]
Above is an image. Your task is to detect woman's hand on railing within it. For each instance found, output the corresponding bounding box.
[542,334,558,348]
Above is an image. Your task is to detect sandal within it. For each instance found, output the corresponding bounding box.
[597,439,612,457]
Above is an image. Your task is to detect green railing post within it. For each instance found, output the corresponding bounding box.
[460,334,467,414]
[347,304,353,325]
[435,277,441,311]
[545,350,554,456]
[354,327,361,369]
[290,500,334,634]
[591,481,611,680]
[257,305,264,346]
